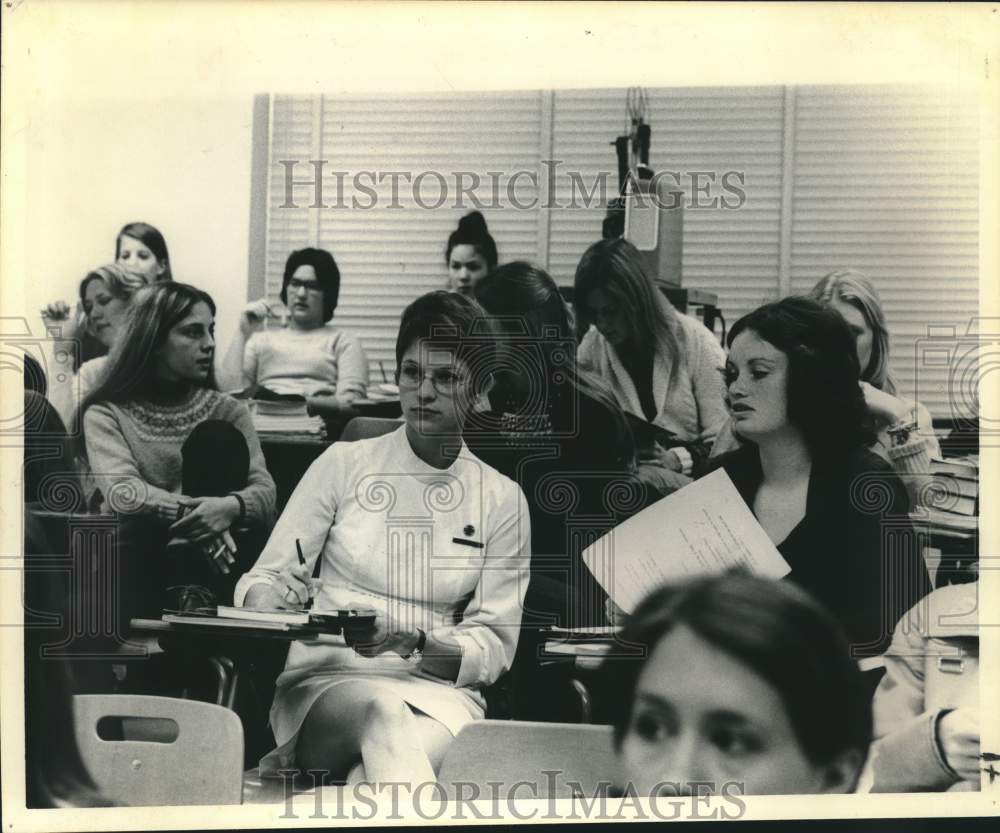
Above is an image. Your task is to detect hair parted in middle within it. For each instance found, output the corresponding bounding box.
[77,282,218,427]
[572,237,685,386]
[808,268,896,395]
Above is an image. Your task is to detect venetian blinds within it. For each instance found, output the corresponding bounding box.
[547,86,785,324]
[787,85,980,418]
[263,92,544,381]
[259,86,980,417]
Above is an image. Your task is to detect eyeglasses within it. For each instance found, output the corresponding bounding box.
[287,278,323,293]
[396,363,466,395]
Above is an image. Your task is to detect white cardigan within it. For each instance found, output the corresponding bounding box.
[577,313,728,451]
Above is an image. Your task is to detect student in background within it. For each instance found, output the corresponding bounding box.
[79,282,276,619]
[114,221,173,282]
[235,291,530,786]
[809,269,941,483]
[468,262,647,718]
[445,211,498,297]
[713,271,940,506]
[574,238,728,488]
[610,573,871,796]
[867,580,980,792]
[42,221,172,370]
[24,512,112,807]
[46,264,154,427]
[217,247,367,419]
[708,297,931,655]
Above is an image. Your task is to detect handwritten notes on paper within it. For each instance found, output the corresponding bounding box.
[582,469,791,613]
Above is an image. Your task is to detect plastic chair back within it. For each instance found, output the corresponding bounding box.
[73,694,244,805]
[436,720,616,799]
[340,416,400,442]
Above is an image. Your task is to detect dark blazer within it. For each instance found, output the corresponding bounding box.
[708,444,931,656]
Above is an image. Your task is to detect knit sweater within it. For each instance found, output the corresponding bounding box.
[243,324,368,398]
[83,386,276,526]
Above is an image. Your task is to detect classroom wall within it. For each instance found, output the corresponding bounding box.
[24,94,254,355]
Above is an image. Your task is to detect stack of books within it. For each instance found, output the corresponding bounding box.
[921,456,979,533]
[541,625,623,659]
[251,400,326,441]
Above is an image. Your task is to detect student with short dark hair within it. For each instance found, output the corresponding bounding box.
[610,573,871,796]
[236,290,530,786]
[217,247,368,415]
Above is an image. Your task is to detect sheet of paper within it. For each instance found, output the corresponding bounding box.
[582,468,791,613]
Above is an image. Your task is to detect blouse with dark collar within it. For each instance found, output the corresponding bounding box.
[707,444,931,656]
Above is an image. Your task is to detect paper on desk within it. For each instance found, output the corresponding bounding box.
[582,468,790,613]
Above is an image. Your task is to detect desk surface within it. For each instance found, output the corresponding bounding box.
[130,617,329,643]
[258,433,331,446]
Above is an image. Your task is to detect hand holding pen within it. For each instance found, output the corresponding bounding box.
[296,538,316,611]
[244,539,320,610]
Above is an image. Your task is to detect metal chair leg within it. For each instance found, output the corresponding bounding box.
[207,656,229,706]
[569,678,592,724]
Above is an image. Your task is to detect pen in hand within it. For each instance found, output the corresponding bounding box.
[296,538,314,610]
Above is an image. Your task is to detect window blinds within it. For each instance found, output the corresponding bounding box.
[259,86,979,417]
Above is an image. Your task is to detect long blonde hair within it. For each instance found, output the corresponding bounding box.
[809,269,897,395]
[573,237,685,385]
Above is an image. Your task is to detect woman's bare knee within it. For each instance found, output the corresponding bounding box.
[295,684,372,776]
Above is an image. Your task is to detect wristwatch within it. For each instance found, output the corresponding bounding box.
[404,627,427,664]
[886,418,918,448]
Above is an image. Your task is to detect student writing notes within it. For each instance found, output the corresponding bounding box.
[235,291,530,786]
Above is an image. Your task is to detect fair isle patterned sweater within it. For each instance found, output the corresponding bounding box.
[83,387,276,526]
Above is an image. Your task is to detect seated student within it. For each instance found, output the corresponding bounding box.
[611,573,871,795]
[466,262,648,718]
[46,263,153,427]
[574,238,728,487]
[24,389,78,508]
[24,512,113,807]
[867,580,980,792]
[218,247,368,417]
[707,297,930,655]
[714,271,940,507]
[41,221,173,372]
[79,282,276,618]
[234,290,530,786]
[445,211,498,297]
